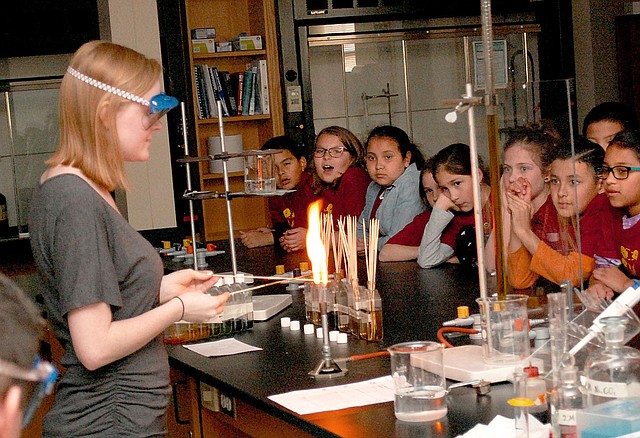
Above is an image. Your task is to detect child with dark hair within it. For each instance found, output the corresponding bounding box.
[312,126,370,221]
[583,101,639,150]
[416,143,493,268]
[379,159,449,262]
[507,138,622,288]
[588,130,640,298]
[357,126,426,250]
[240,135,315,253]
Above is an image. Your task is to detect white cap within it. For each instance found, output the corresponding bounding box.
[316,327,323,338]
[290,320,300,331]
[337,332,348,344]
[329,331,339,342]
[280,317,291,328]
[304,324,314,334]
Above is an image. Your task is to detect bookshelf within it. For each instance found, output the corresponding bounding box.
[185,0,284,241]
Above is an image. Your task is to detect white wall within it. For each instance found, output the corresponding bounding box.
[108,0,177,230]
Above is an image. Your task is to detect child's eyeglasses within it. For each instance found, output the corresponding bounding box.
[67,66,179,129]
[597,165,640,180]
[313,146,346,158]
[0,356,58,428]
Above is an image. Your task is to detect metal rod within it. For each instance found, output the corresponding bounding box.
[402,40,412,137]
[180,102,200,271]
[214,273,314,282]
[216,99,238,275]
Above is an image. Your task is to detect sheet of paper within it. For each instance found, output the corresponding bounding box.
[268,375,394,415]
[183,338,262,357]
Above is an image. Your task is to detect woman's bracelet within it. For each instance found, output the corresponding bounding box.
[174,296,185,321]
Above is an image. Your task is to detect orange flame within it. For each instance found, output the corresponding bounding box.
[306,201,328,285]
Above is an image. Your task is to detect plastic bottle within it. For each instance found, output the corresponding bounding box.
[584,316,640,406]
[551,354,587,438]
[523,363,548,415]
[0,191,8,237]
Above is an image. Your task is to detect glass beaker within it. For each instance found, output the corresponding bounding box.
[388,341,447,422]
[476,294,530,365]
[244,152,276,193]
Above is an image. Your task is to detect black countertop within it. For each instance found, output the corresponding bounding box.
[165,241,520,437]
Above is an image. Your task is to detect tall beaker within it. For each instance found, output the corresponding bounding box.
[476,294,530,365]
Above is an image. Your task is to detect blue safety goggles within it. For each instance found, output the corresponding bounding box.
[67,66,179,129]
[0,356,58,428]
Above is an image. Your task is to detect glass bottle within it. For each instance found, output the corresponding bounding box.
[551,354,587,438]
[326,274,341,331]
[335,276,350,332]
[584,316,640,406]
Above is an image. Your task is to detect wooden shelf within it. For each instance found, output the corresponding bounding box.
[196,114,271,125]
[192,49,266,60]
[202,171,244,180]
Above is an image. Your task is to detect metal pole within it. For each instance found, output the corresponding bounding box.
[180,102,200,271]
[216,99,238,275]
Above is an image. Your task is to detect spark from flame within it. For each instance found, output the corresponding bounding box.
[306,201,328,285]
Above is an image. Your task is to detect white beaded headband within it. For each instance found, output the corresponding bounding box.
[67,66,150,107]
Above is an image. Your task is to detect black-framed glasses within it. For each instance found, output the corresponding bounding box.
[597,165,640,180]
[313,146,346,158]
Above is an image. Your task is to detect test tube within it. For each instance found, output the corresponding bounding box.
[510,371,532,438]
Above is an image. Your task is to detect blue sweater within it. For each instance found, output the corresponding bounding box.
[358,162,425,250]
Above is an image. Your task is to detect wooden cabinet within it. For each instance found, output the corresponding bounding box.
[185,0,284,241]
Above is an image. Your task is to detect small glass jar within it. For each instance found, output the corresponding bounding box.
[584,316,640,406]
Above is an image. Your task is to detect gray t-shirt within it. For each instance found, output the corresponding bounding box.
[29,174,170,437]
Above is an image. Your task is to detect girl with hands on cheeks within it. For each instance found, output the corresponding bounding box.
[507,138,621,290]
[28,41,229,437]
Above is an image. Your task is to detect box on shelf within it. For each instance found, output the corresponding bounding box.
[216,41,233,52]
[191,27,216,40]
[192,39,216,54]
[233,35,263,51]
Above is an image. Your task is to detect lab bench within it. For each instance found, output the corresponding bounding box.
[165,242,521,437]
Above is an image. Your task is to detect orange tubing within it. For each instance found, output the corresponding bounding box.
[437,327,480,348]
[349,351,391,362]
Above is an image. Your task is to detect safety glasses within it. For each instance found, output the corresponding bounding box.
[0,356,58,428]
[67,66,179,129]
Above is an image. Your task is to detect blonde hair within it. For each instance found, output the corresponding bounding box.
[48,40,162,191]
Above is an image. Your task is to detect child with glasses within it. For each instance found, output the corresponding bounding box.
[0,274,48,437]
[240,135,316,253]
[587,130,640,299]
[311,126,370,222]
[28,41,229,437]
[583,101,638,150]
[507,138,622,289]
[357,126,426,252]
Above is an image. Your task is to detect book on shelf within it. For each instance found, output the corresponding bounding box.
[241,67,253,116]
[248,65,258,116]
[193,65,209,119]
[258,59,270,115]
[200,64,218,118]
[210,66,230,117]
[220,70,238,116]
[231,71,244,116]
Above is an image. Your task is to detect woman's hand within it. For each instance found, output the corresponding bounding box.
[159,269,219,304]
[178,290,230,322]
[279,227,307,253]
[506,192,533,234]
[506,177,531,202]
